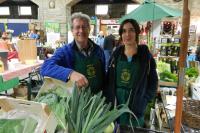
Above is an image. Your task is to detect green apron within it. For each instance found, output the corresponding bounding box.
[74,51,104,93]
[116,55,144,127]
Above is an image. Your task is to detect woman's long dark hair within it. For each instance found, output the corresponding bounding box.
[119,19,141,44]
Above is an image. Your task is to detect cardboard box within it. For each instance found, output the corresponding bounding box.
[13,84,28,97]
[17,39,37,64]
[0,96,57,133]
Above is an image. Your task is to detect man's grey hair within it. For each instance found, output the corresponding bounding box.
[70,12,90,29]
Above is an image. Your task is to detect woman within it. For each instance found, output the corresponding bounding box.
[0,32,18,60]
[104,19,158,127]
[0,32,12,51]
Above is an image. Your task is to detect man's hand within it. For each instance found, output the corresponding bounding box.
[69,71,89,88]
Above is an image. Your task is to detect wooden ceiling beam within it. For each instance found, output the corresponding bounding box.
[66,0,81,6]
[0,0,6,4]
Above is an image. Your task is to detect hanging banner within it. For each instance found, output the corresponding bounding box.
[45,22,60,33]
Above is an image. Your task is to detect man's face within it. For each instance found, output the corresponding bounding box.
[72,18,90,47]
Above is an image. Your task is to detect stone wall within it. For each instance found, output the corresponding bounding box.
[31,0,75,41]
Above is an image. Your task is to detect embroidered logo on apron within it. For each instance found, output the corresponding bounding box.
[121,69,131,83]
[87,64,96,78]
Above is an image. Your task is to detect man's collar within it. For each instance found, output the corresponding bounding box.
[75,39,93,51]
[75,40,87,51]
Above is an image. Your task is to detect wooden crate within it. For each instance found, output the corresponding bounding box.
[0,96,57,133]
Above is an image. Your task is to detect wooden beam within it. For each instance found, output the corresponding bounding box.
[0,0,6,4]
[174,0,190,132]
[66,0,81,6]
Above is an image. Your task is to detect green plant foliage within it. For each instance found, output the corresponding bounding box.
[157,61,171,74]
[160,71,178,82]
[0,118,37,133]
[36,86,135,133]
[185,67,199,78]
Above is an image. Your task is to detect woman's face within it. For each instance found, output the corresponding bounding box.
[121,22,136,46]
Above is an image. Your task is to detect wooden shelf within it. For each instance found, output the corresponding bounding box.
[159,56,178,59]
[159,81,177,87]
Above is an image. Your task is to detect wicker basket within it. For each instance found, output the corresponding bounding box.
[182,99,200,129]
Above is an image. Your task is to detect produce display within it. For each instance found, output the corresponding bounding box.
[160,71,178,82]
[157,61,178,82]
[36,86,135,133]
[185,67,199,78]
[157,61,171,74]
[157,60,199,82]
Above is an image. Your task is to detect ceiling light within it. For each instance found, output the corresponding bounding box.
[95,5,108,15]
[126,4,139,14]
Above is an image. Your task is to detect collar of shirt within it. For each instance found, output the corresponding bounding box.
[75,40,94,57]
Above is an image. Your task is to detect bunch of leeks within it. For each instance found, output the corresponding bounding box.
[64,87,134,133]
[37,86,135,133]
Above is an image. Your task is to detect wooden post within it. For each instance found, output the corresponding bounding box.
[174,0,190,132]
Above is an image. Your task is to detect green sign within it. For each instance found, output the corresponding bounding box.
[90,19,96,25]
[4,23,7,31]
[45,22,60,33]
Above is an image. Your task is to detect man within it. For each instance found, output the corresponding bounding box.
[29,30,39,40]
[41,12,105,93]
[103,30,115,71]
[96,31,104,48]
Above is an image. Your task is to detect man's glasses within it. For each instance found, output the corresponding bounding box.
[73,25,89,31]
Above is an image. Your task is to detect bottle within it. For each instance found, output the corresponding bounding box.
[0,57,4,73]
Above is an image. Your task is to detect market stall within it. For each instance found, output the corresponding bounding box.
[1,0,200,132]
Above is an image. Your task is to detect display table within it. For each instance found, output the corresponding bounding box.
[0,61,44,98]
[0,61,43,81]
